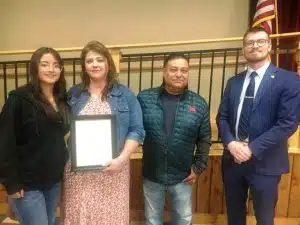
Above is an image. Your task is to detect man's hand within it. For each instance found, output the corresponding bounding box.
[228,141,252,163]
[240,144,252,162]
[183,168,197,184]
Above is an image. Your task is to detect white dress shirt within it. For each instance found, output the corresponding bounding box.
[235,61,270,139]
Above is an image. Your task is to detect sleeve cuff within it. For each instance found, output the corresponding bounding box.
[191,164,204,175]
[126,132,144,144]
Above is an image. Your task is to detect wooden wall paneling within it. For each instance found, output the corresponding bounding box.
[209,156,224,214]
[275,155,293,217]
[197,157,213,213]
[288,155,300,217]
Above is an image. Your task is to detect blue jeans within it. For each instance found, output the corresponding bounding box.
[143,178,192,225]
[8,183,61,225]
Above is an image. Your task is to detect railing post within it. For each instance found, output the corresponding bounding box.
[288,39,300,153]
[109,47,121,74]
[297,40,300,73]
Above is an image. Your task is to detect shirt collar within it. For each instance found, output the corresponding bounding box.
[246,61,270,79]
[159,84,188,101]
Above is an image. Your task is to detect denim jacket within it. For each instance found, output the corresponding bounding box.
[67,83,145,153]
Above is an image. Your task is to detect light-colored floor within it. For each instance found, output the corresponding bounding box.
[131,223,209,225]
[1,218,18,224]
[131,223,208,225]
[1,218,209,225]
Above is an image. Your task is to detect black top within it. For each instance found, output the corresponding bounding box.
[160,89,181,137]
[0,84,69,194]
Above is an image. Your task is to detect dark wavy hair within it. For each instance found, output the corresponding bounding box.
[29,47,68,121]
[80,40,118,100]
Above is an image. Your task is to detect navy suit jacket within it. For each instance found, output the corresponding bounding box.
[216,64,300,175]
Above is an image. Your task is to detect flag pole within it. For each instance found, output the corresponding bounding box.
[274,0,279,66]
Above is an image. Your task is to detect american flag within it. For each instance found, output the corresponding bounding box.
[252,0,276,34]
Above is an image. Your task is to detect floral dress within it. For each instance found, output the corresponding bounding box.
[61,95,130,225]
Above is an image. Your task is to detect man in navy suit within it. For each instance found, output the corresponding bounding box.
[216,27,300,225]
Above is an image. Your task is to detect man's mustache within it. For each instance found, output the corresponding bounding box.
[250,49,261,53]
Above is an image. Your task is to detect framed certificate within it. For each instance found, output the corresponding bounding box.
[70,114,117,172]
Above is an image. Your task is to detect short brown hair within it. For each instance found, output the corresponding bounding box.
[80,41,118,99]
[243,26,270,43]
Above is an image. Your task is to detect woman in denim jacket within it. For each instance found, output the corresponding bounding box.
[61,41,145,225]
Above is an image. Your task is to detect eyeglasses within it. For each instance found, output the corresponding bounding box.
[38,62,63,72]
[244,39,269,48]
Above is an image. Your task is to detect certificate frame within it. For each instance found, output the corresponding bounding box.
[70,114,117,172]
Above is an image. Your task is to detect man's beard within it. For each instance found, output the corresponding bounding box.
[245,51,269,63]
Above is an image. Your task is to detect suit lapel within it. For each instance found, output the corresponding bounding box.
[252,64,278,112]
[233,72,246,125]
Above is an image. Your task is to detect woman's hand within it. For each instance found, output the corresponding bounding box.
[103,156,127,172]
[10,189,24,199]
[64,131,71,147]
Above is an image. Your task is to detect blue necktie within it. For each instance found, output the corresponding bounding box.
[238,71,257,141]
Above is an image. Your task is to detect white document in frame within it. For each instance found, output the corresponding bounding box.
[75,119,112,167]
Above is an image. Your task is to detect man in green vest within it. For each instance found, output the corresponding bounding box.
[137,53,211,225]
